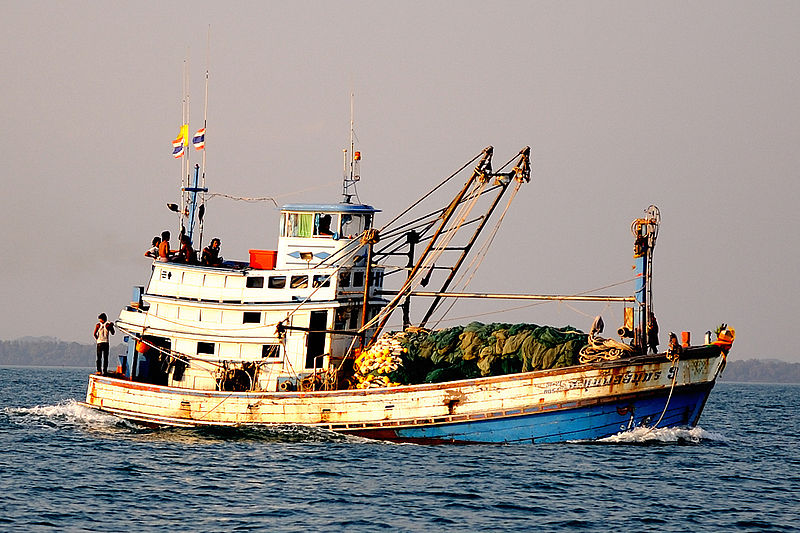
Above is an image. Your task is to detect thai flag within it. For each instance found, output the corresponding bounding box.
[193,128,205,150]
[172,138,185,158]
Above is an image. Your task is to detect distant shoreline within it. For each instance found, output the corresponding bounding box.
[1,338,798,384]
[0,338,126,369]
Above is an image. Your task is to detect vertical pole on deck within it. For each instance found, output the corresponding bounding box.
[187,164,200,242]
[402,230,418,329]
[360,240,374,348]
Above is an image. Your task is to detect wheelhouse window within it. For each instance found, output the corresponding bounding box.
[340,214,372,239]
[268,276,286,289]
[197,342,215,355]
[352,271,364,287]
[314,213,337,237]
[262,344,281,359]
[339,271,351,287]
[246,276,264,288]
[291,275,308,289]
[243,311,261,324]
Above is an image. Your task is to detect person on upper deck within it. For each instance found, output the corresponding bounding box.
[201,238,223,266]
[144,236,161,259]
[174,234,197,264]
[157,231,176,262]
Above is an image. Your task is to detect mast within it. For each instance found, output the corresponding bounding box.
[631,206,660,353]
[342,92,360,204]
[183,37,210,246]
[177,59,188,237]
[197,26,210,248]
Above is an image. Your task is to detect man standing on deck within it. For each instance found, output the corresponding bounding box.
[93,313,115,374]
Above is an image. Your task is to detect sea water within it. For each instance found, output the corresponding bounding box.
[1,366,798,532]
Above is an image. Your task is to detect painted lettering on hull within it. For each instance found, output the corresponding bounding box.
[541,370,663,394]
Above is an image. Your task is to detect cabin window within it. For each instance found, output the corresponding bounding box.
[313,274,331,288]
[268,276,286,289]
[246,276,264,288]
[339,271,350,287]
[352,271,364,287]
[291,275,308,289]
[243,311,261,324]
[340,214,373,238]
[314,213,337,237]
[286,213,313,238]
[349,307,359,329]
[262,344,281,359]
[197,342,215,355]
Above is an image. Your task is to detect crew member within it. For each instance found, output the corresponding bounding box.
[648,312,659,354]
[144,236,161,259]
[158,231,176,262]
[175,235,197,264]
[93,313,115,374]
[201,238,223,266]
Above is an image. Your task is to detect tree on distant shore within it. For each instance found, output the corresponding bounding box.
[720,358,800,384]
[2,339,799,383]
[0,338,126,367]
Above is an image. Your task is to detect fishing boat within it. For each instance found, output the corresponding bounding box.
[81,97,733,442]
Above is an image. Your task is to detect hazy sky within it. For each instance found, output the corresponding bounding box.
[1,1,798,362]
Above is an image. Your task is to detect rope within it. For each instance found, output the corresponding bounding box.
[378,150,484,232]
[126,305,286,336]
[648,353,680,431]
[430,181,523,329]
[115,323,225,372]
[205,179,341,208]
[194,392,235,420]
[359,176,489,335]
[206,193,279,207]
[578,335,634,363]
[407,276,640,330]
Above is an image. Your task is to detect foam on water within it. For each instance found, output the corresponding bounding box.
[595,425,727,444]
[4,399,121,429]
[3,400,376,444]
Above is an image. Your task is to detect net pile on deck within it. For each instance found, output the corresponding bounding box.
[352,338,406,389]
[353,322,589,387]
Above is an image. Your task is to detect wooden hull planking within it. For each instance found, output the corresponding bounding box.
[83,346,724,443]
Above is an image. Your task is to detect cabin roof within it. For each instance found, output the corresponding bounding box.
[281,203,380,214]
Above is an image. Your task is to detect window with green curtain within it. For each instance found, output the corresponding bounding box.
[297,213,313,237]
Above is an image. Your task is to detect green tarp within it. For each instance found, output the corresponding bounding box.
[387,322,589,384]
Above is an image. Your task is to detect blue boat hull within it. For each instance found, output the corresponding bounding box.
[345,382,715,444]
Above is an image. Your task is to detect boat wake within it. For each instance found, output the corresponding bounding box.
[186,424,371,444]
[586,425,727,445]
[2,400,371,443]
[3,399,123,431]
